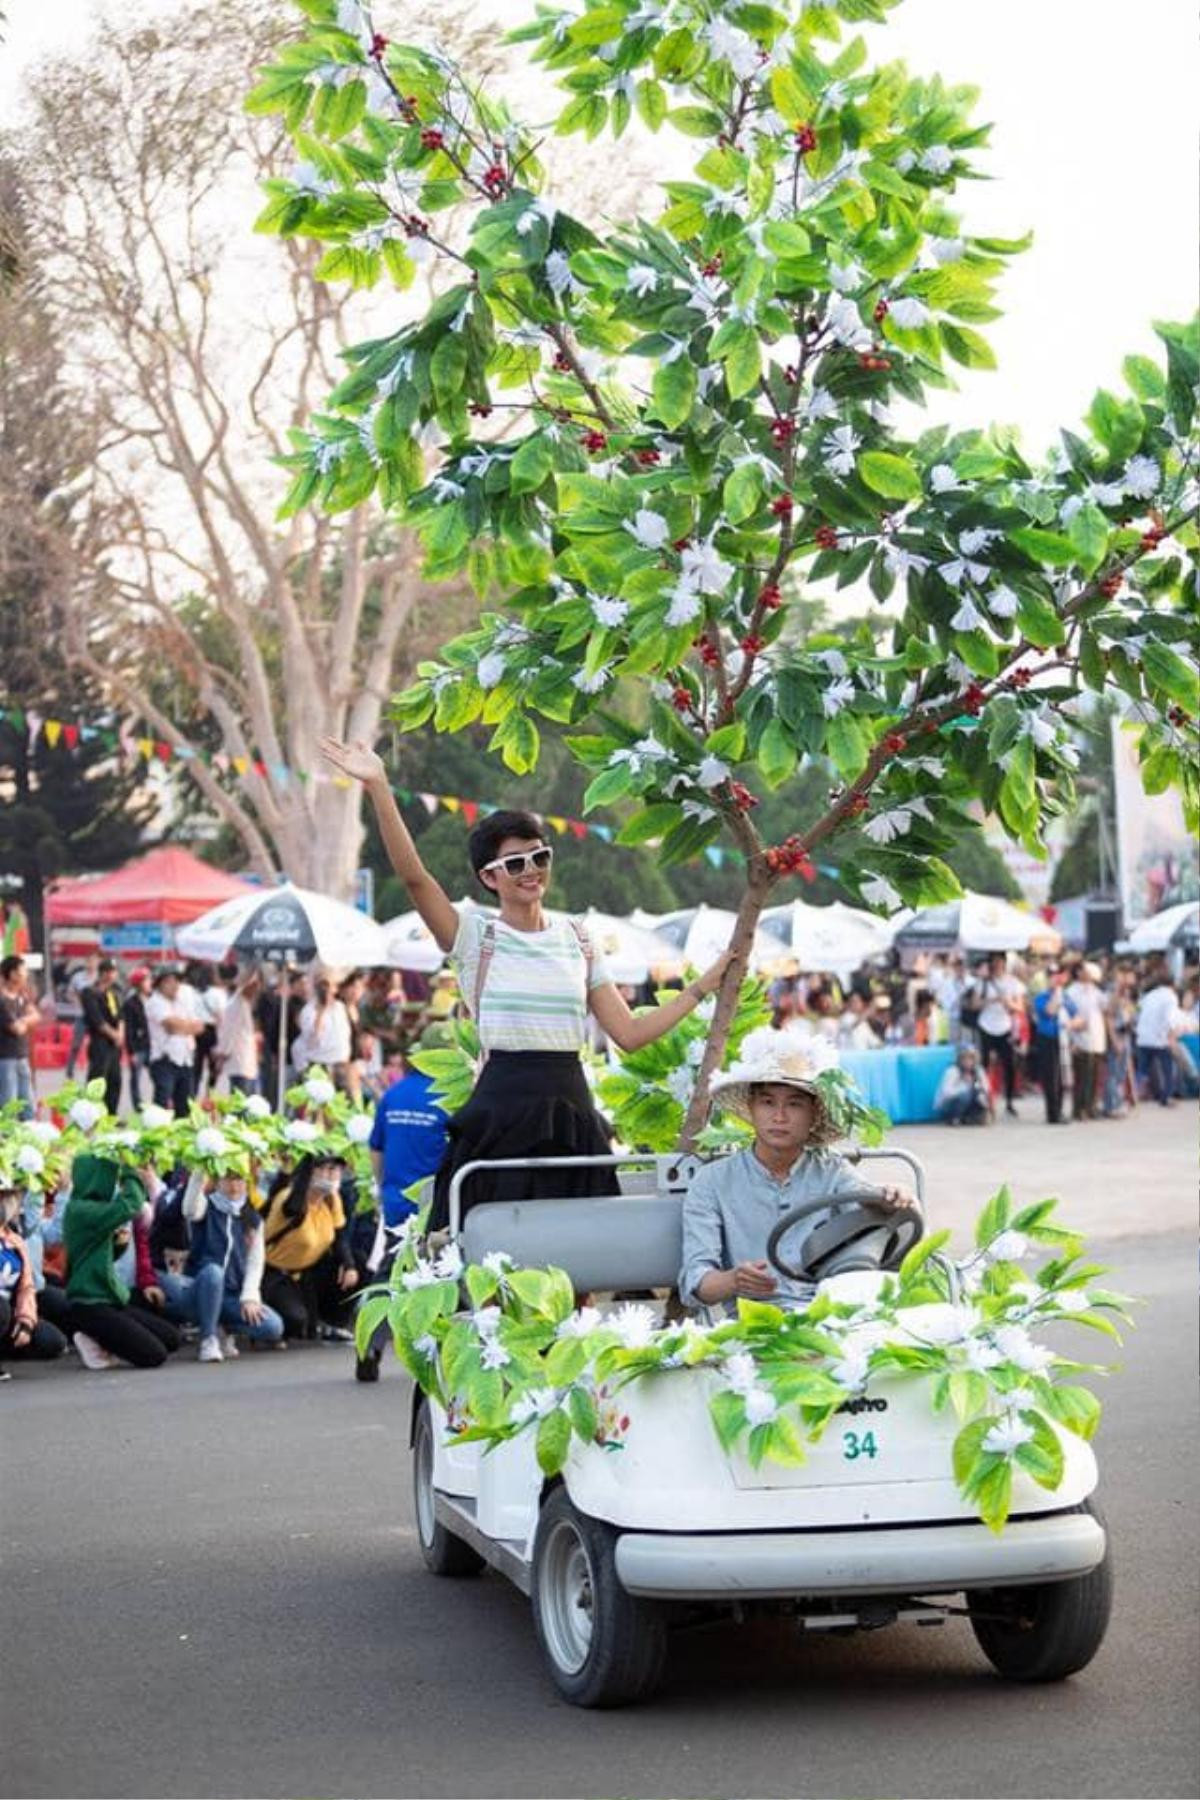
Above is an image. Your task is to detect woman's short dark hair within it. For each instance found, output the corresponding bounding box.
[467,809,545,880]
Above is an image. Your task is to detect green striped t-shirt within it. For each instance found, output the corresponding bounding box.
[451,909,613,1052]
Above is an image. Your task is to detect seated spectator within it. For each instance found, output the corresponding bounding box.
[159,1165,284,1363]
[934,1046,991,1126]
[0,1179,68,1379]
[259,1153,360,1340]
[60,1153,181,1370]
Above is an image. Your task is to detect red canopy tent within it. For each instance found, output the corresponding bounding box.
[45,846,254,927]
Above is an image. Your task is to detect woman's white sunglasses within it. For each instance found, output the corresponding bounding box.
[481,846,554,878]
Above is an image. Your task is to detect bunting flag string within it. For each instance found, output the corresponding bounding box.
[0,702,844,875]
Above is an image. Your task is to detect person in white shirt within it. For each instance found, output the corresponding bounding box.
[215,970,262,1096]
[1136,973,1179,1105]
[145,968,205,1116]
[1065,960,1107,1121]
[967,954,1023,1117]
[297,976,353,1076]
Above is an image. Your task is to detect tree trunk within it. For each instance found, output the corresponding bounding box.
[679,862,778,1149]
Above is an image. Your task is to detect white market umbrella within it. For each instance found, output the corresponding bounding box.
[633,904,777,973]
[381,910,447,974]
[1124,901,1200,953]
[759,900,897,976]
[894,890,1061,955]
[578,909,684,985]
[176,881,390,966]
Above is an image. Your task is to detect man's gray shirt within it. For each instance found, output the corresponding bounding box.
[678,1146,870,1311]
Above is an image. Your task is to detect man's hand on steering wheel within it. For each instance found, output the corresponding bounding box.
[877,1186,915,1211]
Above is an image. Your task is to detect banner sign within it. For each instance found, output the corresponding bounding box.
[1112,716,1198,926]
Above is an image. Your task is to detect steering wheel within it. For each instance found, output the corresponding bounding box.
[765,1187,924,1284]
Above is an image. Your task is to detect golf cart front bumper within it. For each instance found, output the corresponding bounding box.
[614,1511,1106,1601]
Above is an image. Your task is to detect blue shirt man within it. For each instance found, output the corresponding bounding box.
[369,1056,450,1226]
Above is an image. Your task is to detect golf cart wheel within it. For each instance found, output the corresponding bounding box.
[531,1488,667,1708]
[412,1398,484,1578]
[968,1502,1112,1681]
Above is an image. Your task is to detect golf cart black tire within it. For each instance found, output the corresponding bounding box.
[531,1488,667,1708]
[412,1398,485,1578]
[968,1501,1112,1681]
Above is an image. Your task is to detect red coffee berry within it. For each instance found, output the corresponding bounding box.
[847,793,869,816]
[552,351,572,373]
[922,720,939,735]
[731,781,759,810]
[740,634,765,655]
[963,683,987,714]
[636,448,661,465]
[483,164,507,191]
[580,429,608,454]
[783,365,799,385]
[759,584,782,610]
[770,417,795,444]
[874,298,890,322]
[796,856,817,883]
[814,523,840,551]
[1099,573,1123,598]
[1011,668,1032,689]
[771,494,794,517]
[469,403,492,418]
[419,127,444,151]
[700,642,721,668]
[672,686,692,711]
[701,254,723,277]
[672,536,692,552]
[882,731,906,754]
[370,32,389,57]
[794,124,817,154]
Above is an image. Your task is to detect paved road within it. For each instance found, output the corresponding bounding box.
[4,1107,1197,1799]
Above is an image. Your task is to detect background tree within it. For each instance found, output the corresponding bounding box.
[253,0,1198,1141]
[0,160,155,954]
[11,0,482,895]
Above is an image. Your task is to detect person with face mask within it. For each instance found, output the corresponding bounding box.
[157,1165,285,1364]
[0,1181,69,1379]
[258,1153,359,1340]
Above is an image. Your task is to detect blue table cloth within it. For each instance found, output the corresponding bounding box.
[841,1045,958,1124]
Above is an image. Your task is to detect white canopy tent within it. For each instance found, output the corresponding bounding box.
[577,910,684,986]
[380,910,447,974]
[1120,901,1199,954]
[894,891,1062,956]
[759,899,903,975]
[631,904,778,973]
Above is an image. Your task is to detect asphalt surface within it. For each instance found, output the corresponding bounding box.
[4,1106,1198,1800]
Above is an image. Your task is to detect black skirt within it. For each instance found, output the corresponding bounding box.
[428,1051,619,1232]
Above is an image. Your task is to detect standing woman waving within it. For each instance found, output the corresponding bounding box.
[319,739,731,1229]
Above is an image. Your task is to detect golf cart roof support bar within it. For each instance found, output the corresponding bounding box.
[447,1153,660,1237]
[842,1145,926,1207]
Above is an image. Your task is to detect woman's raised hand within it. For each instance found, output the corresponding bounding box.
[695,947,736,997]
[318,736,386,786]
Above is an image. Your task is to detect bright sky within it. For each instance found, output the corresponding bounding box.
[3,0,1196,455]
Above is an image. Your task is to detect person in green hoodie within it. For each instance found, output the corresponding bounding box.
[62,1153,181,1371]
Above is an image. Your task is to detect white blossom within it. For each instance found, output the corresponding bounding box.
[982,1415,1035,1456]
[305,1074,336,1106]
[516,198,556,237]
[889,296,932,329]
[987,1230,1031,1263]
[910,1303,980,1346]
[744,1386,779,1425]
[960,1336,1003,1371]
[25,1119,59,1143]
[829,1350,871,1393]
[479,1337,512,1371]
[543,250,578,297]
[987,583,1020,619]
[482,1250,513,1276]
[1122,454,1160,498]
[139,1105,174,1131]
[863,807,912,845]
[283,1118,318,1146]
[590,594,629,628]
[345,1113,374,1145]
[626,263,660,298]
[826,294,871,349]
[919,144,954,175]
[429,477,465,504]
[625,507,671,550]
[476,651,507,690]
[556,1305,604,1338]
[704,16,761,78]
[883,544,930,579]
[821,676,856,717]
[194,1127,229,1158]
[802,386,839,422]
[471,1305,503,1340]
[15,1145,44,1176]
[666,1066,696,1106]
[613,1302,659,1349]
[940,557,990,590]
[992,1323,1055,1373]
[432,1242,464,1282]
[69,1099,103,1133]
[665,583,703,627]
[572,665,613,696]
[413,1332,439,1359]
[1059,494,1084,525]
[861,875,903,911]
[1049,1286,1090,1313]
[243,1094,271,1122]
[510,1387,560,1424]
[828,261,864,294]
[697,755,731,790]
[950,595,986,633]
[722,1350,760,1396]
[679,539,733,593]
[894,149,916,173]
[958,527,998,557]
[1087,480,1125,507]
[929,463,964,494]
[824,423,862,478]
[814,648,850,677]
[929,236,965,263]
[290,161,335,197]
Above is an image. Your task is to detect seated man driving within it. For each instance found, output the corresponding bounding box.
[679,1034,914,1313]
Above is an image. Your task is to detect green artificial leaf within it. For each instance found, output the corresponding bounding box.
[535,1406,573,1475]
[1067,503,1110,575]
[757,716,798,787]
[652,355,697,428]
[582,762,634,811]
[1009,527,1080,569]
[1014,587,1066,648]
[568,1384,598,1444]
[1142,641,1200,711]
[721,322,762,399]
[509,434,554,495]
[941,322,997,369]
[976,1184,1012,1249]
[858,451,922,501]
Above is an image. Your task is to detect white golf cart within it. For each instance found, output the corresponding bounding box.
[409,1149,1111,1707]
